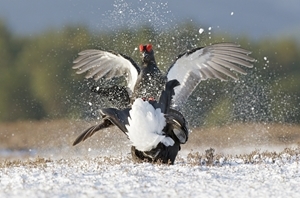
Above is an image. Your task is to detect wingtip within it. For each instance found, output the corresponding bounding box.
[72,133,87,146]
[72,139,81,146]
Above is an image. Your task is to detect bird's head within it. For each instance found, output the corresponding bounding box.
[139,44,155,64]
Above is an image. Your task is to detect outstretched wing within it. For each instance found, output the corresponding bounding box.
[167,43,255,108]
[73,50,141,93]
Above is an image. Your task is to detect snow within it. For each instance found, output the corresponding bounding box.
[1,149,299,197]
[199,28,204,34]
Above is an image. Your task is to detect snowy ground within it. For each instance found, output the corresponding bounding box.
[1,121,300,197]
[1,147,300,198]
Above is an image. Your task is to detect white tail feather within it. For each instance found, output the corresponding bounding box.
[126,98,174,151]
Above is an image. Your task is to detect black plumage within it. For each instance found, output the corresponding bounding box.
[72,43,255,164]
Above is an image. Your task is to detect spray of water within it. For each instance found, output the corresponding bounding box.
[101,0,171,31]
[71,1,299,153]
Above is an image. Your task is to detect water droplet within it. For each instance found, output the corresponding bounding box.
[199,28,204,34]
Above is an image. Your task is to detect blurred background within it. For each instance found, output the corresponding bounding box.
[0,0,299,156]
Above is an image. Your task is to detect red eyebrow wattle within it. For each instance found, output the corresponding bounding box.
[139,44,144,52]
[146,44,152,52]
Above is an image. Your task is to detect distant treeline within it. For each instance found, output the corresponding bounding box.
[0,20,299,125]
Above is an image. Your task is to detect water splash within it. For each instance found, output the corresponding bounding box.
[72,1,299,129]
[101,0,172,31]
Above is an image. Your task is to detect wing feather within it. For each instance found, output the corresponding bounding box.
[214,54,253,67]
[211,57,247,75]
[207,60,238,80]
[72,50,140,92]
[167,43,255,108]
[74,57,103,74]
[211,49,255,62]
[86,64,112,79]
[204,65,227,80]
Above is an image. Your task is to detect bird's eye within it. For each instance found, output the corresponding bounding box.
[146,44,152,52]
[139,44,145,52]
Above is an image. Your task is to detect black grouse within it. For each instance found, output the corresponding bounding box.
[72,43,255,108]
[72,43,255,163]
[73,79,188,164]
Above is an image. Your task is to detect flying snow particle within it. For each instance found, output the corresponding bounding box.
[199,28,204,34]
[88,148,92,152]
[264,57,268,61]
[208,27,212,31]
[88,102,92,106]
[231,12,234,16]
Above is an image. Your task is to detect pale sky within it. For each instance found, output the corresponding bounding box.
[0,0,299,40]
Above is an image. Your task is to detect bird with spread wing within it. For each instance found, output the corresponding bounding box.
[72,43,255,163]
[73,43,254,108]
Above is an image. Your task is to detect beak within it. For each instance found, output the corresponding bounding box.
[142,52,149,60]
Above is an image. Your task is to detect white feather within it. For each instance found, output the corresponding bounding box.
[167,43,255,108]
[125,98,174,151]
[72,50,139,93]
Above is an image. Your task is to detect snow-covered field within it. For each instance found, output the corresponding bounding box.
[1,147,300,198]
[1,121,300,197]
